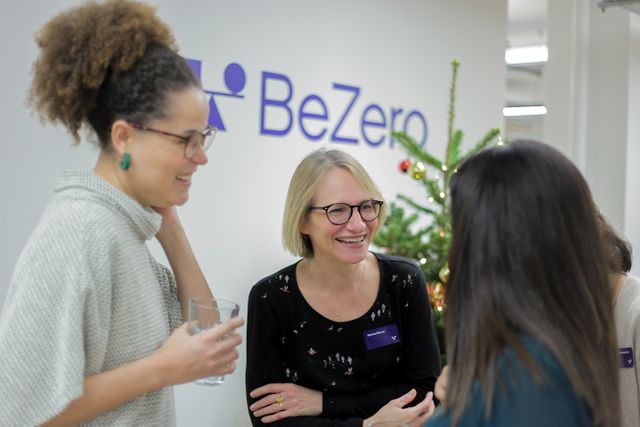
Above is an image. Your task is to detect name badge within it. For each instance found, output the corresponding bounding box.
[620,347,634,368]
[364,324,400,350]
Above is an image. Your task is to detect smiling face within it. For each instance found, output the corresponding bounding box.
[123,87,209,208]
[301,166,379,265]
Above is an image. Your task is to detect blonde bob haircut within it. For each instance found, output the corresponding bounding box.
[283,148,387,258]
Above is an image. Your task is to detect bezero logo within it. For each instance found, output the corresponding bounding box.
[187,59,428,149]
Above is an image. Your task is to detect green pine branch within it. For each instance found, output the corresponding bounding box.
[456,128,501,167]
[376,60,505,358]
[445,59,460,166]
[397,194,438,216]
[392,132,443,170]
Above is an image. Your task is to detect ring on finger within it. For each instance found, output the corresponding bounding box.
[276,395,285,407]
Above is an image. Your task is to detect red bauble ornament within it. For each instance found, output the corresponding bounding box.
[399,159,411,173]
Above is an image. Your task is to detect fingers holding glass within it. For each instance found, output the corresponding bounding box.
[188,298,240,385]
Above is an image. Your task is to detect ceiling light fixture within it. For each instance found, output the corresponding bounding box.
[503,106,548,117]
[505,45,549,65]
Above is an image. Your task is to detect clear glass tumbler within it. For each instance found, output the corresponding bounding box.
[188,298,240,385]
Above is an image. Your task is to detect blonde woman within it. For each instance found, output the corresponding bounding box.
[246,149,441,426]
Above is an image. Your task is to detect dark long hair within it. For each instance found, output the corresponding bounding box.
[444,140,620,426]
[597,212,633,274]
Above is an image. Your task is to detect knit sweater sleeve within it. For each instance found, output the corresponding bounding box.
[0,203,93,425]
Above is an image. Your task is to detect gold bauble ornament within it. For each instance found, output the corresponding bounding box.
[438,264,450,284]
[409,161,426,180]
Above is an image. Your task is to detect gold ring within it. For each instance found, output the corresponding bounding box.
[276,395,285,407]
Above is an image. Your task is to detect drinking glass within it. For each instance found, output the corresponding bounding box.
[188,298,240,385]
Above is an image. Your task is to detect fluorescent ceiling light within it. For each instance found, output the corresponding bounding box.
[505,45,548,65]
[503,106,547,117]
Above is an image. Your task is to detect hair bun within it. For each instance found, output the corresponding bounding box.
[29,0,177,143]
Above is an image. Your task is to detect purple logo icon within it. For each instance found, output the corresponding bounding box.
[620,347,634,368]
[186,59,246,131]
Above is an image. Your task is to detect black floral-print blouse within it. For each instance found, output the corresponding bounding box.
[246,252,441,426]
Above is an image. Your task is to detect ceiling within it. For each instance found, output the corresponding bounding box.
[599,0,640,14]
[504,0,547,141]
[504,0,640,141]
[508,0,547,47]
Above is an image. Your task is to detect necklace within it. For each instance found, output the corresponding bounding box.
[307,261,366,318]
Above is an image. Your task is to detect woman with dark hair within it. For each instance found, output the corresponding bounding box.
[0,1,243,425]
[426,140,620,426]
[599,214,639,427]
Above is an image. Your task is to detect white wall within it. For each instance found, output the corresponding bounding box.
[583,3,629,234]
[0,1,507,426]
[625,13,640,276]
[544,1,639,274]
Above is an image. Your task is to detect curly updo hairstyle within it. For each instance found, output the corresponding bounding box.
[28,0,201,148]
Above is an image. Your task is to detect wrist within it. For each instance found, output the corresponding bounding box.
[156,222,186,248]
[316,390,324,416]
[142,350,175,390]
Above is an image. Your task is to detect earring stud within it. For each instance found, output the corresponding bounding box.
[119,153,131,171]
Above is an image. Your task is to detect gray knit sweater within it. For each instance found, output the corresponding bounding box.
[616,274,640,427]
[0,171,183,426]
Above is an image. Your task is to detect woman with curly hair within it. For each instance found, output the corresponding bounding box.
[0,1,243,425]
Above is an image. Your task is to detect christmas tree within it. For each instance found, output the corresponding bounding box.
[374,60,503,352]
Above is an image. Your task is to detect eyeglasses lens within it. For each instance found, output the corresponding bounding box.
[185,127,217,158]
[326,200,380,225]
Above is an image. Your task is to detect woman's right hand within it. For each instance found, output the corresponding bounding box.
[153,317,244,386]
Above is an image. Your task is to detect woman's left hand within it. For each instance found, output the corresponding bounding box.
[249,383,322,423]
[153,206,181,228]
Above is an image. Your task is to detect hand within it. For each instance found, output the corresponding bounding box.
[153,206,181,229]
[363,389,435,427]
[249,383,322,423]
[152,206,187,250]
[153,317,244,386]
[435,366,449,402]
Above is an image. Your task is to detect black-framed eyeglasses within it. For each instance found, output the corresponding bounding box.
[130,123,217,159]
[308,199,383,225]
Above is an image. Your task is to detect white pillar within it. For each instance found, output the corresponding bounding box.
[544,0,590,164]
[544,0,630,232]
[625,14,640,275]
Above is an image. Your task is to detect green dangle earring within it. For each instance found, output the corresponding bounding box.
[119,153,131,171]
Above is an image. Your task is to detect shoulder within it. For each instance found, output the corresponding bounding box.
[500,337,561,377]
[616,275,640,323]
[19,196,136,281]
[7,200,98,314]
[430,338,590,427]
[249,262,299,302]
[374,252,422,277]
[621,275,640,303]
[493,338,590,425]
[44,195,126,242]
[374,253,425,299]
[15,197,110,270]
